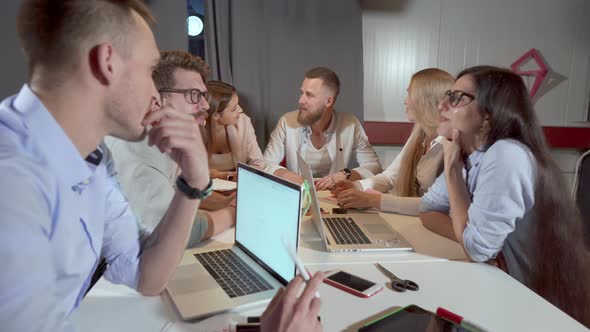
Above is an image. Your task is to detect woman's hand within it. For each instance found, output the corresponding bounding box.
[329,180,360,196]
[199,191,236,211]
[210,169,237,181]
[443,129,465,175]
[336,188,381,209]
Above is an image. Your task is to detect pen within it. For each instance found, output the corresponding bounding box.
[436,307,488,332]
[282,236,320,298]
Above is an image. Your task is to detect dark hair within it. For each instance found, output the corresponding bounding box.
[304,67,341,101]
[458,66,590,327]
[152,50,210,90]
[17,0,154,79]
[204,80,237,151]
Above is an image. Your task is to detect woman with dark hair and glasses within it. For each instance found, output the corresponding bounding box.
[420,66,590,326]
[203,81,267,181]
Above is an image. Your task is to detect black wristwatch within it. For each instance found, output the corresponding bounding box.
[341,168,352,179]
[175,175,213,199]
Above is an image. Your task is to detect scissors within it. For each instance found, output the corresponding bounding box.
[375,263,419,292]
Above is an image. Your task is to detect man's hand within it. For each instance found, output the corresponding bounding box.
[136,100,210,296]
[261,272,324,332]
[143,102,209,188]
[315,171,346,191]
[274,169,304,185]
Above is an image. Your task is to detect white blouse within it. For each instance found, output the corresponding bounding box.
[357,134,444,215]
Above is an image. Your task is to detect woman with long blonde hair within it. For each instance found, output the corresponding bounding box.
[335,68,454,215]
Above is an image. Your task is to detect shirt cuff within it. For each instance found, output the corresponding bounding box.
[462,222,499,262]
[265,163,284,175]
[103,249,141,290]
[357,178,371,190]
[353,167,374,179]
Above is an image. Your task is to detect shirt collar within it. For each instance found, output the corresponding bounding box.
[430,136,446,146]
[302,111,336,137]
[13,84,92,188]
[466,145,487,170]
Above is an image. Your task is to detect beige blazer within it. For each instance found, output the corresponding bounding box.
[263,110,382,178]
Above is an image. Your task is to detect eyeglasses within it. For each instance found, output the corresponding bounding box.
[443,90,475,107]
[158,88,205,104]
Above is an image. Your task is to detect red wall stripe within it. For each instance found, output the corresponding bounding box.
[364,121,590,149]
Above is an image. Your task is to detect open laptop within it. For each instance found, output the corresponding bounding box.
[298,153,412,252]
[166,163,302,320]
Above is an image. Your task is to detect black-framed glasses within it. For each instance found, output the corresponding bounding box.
[158,88,205,104]
[443,90,475,107]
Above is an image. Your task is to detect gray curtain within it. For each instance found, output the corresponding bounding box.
[204,0,234,83]
[149,0,188,51]
[205,0,364,148]
[0,1,27,97]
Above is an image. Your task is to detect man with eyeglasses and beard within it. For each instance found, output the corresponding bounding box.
[107,50,237,248]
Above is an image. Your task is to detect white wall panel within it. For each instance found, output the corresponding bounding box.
[438,0,590,127]
[362,0,442,122]
[363,0,590,127]
[374,145,403,169]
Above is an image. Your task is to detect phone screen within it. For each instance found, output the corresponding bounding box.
[327,271,375,292]
[359,305,466,332]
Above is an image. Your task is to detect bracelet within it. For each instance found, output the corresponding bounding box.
[175,175,213,199]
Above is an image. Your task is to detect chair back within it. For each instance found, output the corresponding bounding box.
[572,150,590,247]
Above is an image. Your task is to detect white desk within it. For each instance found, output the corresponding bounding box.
[300,192,467,264]
[199,192,467,266]
[73,260,588,331]
[70,192,586,331]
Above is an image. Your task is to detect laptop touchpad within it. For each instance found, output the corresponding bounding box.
[363,223,392,235]
[168,263,219,295]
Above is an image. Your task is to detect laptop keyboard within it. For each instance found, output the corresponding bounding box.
[324,217,371,245]
[194,249,273,298]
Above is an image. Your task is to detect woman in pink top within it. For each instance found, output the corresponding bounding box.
[198,81,268,211]
[204,80,267,180]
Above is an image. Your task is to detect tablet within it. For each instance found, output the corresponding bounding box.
[359,305,468,332]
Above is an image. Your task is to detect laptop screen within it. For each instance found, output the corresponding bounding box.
[235,164,301,284]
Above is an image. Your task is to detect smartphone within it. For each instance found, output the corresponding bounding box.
[332,207,347,214]
[323,270,383,298]
[359,305,467,332]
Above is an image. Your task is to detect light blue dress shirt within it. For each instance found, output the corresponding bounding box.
[0,85,142,331]
[420,139,537,284]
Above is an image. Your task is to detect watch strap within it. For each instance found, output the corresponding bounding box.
[176,175,213,199]
[341,168,352,179]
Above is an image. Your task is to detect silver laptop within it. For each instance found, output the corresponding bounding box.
[166,163,302,320]
[298,153,412,252]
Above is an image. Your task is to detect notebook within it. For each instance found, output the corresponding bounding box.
[298,153,412,252]
[166,163,302,320]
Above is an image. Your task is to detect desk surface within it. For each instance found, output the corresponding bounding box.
[71,193,586,331]
[200,192,468,265]
[73,260,587,332]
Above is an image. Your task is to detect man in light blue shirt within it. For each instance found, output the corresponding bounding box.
[0,1,212,330]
